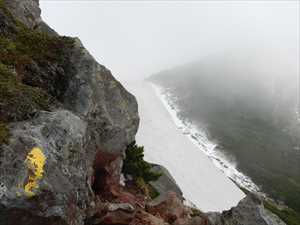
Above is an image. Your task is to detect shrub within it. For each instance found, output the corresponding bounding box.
[122,142,162,199]
[122,141,161,183]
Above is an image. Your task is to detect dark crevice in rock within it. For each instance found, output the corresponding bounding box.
[92,167,109,196]
[91,150,120,199]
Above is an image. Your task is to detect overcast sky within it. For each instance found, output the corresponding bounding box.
[40,1,299,82]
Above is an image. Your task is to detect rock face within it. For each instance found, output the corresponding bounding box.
[0,0,139,224]
[65,38,139,154]
[150,165,183,199]
[207,194,286,225]
[4,0,41,29]
[147,192,187,224]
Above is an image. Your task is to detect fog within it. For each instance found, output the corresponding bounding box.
[41,0,299,83]
[40,1,300,212]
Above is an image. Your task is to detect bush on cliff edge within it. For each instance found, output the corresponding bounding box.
[122,141,161,198]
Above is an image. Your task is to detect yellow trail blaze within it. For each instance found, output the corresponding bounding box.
[24,147,46,197]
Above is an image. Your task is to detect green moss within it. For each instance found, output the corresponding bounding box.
[0,122,9,145]
[0,63,52,122]
[15,27,74,64]
[190,208,204,218]
[264,200,300,225]
[135,177,150,196]
[148,183,160,199]
[5,28,75,98]
[134,177,160,199]
[0,0,8,14]
[0,3,75,124]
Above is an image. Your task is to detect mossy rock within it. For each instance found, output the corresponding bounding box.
[0,3,75,124]
[0,28,75,99]
[0,122,9,145]
[0,63,52,122]
[135,177,160,200]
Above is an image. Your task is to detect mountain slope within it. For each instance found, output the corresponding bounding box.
[150,52,300,215]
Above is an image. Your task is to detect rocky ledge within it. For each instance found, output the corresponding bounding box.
[0,1,287,225]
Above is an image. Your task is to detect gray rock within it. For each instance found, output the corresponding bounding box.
[107,203,135,212]
[1,1,139,224]
[4,0,59,36]
[150,164,183,199]
[64,38,139,154]
[4,0,41,29]
[207,194,286,225]
[0,110,88,223]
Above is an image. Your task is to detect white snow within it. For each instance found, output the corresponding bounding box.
[126,81,246,212]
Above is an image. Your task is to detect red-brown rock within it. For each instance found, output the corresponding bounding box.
[173,217,211,225]
[130,210,169,225]
[147,192,187,224]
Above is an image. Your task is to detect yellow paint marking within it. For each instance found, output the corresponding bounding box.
[24,147,46,197]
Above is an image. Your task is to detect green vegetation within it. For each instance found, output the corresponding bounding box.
[122,141,161,198]
[0,3,75,145]
[135,177,160,199]
[0,63,52,121]
[0,122,9,145]
[147,182,160,199]
[237,182,300,225]
[190,207,205,218]
[0,0,11,18]
[0,62,52,144]
[0,27,75,99]
[123,141,161,182]
[208,115,300,214]
[264,200,300,225]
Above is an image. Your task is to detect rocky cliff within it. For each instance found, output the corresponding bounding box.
[0,0,138,224]
[0,1,289,225]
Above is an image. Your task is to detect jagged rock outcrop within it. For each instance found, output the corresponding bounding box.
[147,192,187,224]
[66,38,139,154]
[150,165,183,199]
[207,194,286,225]
[4,0,41,29]
[0,0,139,224]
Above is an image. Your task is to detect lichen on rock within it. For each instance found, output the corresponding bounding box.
[23,147,46,197]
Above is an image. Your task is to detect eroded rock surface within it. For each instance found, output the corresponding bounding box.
[4,0,41,29]
[207,194,286,225]
[0,1,138,224]
[150,165,183,199]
